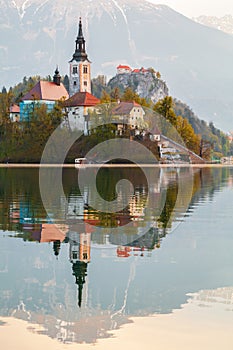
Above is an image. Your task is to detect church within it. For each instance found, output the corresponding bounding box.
[20,18,99,123]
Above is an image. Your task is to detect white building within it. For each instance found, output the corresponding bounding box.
[111,101,146,132]
[63,91,100,134]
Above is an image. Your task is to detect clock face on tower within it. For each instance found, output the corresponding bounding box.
[69,18,91,96]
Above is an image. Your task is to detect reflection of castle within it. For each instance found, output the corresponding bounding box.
[116,226,165,258]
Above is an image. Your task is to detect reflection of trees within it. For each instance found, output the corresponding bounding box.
[158,182,178,229]
[1,167,232,243]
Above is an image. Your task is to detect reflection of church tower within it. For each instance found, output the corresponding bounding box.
[69,18,91,96]
[53,240,61,257]
[72,261,88,308]
[68,230,91,307]
[69,231,91,264]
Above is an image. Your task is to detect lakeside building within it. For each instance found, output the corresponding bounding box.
[19,18,97,126]
[63,92,100,134]
[20,68,69,121]
[111,101,146,133]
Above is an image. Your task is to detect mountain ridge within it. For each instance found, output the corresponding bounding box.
[194,14,233,36]
[1,0,233,130]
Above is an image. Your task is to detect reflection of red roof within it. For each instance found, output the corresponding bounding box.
[112,101,142,115]
[22,81,69,101]
[117,246,131,258]
[117,65,131,70]
[63,92,100,107]
[10,104,20,113]
[40,224,68,243]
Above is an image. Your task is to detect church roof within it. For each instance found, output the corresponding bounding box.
[111,101,142,115]
[21,81,69,101]
[64,92,100,107]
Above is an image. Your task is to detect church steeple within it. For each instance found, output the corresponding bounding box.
[72,18,89,63]
[72,261,88,308]
[69,18,92,96]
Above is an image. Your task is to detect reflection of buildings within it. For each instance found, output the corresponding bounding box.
[41,224,68,257]
[116,226,165,258]
[191,287,233,307]
[67,227,92,307]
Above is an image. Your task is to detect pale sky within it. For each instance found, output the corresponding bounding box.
[148,0,233,17]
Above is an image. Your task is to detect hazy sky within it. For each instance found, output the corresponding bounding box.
[148,0,233,17]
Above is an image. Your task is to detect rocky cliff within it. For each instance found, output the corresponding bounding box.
[108,70,169,104]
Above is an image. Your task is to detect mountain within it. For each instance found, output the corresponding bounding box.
[1,0,233,130]
[194,15,233,36]
[108,69,169,103]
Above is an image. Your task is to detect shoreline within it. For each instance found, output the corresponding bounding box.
[0,163,232,168]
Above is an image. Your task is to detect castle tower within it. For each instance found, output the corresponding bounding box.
[69,18,91,96]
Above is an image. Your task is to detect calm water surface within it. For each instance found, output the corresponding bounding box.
[0,166,233,348]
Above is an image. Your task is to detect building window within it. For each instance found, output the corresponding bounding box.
[73,66,77,74]
[84,81,87,86]
[73,252,78,259]
[83,253,88,260]
[74,81,77,86]
[83,66,88,74]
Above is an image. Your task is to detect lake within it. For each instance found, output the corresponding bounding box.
[0,166,233,349]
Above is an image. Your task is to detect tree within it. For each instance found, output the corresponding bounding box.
[121,87,150,107]
[199,139,213,160]
[176,115,200,154]
[121,87,138,102]
[153,96,177,127]
[100,90,111,104]
[110,87,120,101]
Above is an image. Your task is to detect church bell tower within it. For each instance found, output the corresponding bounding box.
[69,18,91,96]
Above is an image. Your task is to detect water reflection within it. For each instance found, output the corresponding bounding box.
[0,166,233,345]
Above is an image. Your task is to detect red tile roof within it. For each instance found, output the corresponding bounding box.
[117,65,131,70]
[10,104,20,113]
[63,92,100,107]
[22,81,69,101]
[111,101,142,115]
[140,68,148,73]
[132,69,140,73]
